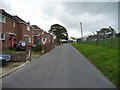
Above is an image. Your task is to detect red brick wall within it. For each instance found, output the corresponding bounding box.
[16,23,22,41]
[41,32,53,44]
[1,17,34,49]
[33,30,42,44]
[1,17,17,49]
[17,23,33,46]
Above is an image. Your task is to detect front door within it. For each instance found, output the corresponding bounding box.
[9,35,14,47]
[38,38,40,44]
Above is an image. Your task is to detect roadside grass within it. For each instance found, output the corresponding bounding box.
[72,43,118,87]
[2,49,26,53]
[32,50,41,54]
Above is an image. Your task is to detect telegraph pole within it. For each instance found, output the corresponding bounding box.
[80,22,83,42]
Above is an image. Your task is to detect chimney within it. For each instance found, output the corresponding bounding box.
[28,21,30,25]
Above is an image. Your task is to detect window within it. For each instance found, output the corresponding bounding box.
[0,32,5,40]
[2,16,6,23]
[42,31,44,35]
[0,15,2,22]
[42,38,46,44]
[42,38,46,42]
[0,15,6,23]
[28,37,31,42]
[25,36,31,42]
[42,38,47,44]
[12,21,15,27]
[27,25,30,31]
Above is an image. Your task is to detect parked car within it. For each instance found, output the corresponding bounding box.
[0,53,11,65]
[16,40,27,51]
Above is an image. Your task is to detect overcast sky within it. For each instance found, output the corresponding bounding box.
[0,0,119,38]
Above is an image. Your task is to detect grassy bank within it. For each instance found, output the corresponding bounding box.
[72,43,118,87]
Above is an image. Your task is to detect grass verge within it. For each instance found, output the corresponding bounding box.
[2,49,26,53]
[72,43,119,87]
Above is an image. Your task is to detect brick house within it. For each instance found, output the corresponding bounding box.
[31,25,43,44]
[0,9,54,50]
[43,32,54,44]
[32,25,54,45]
[0,9,17,49]
[41,31,53,44]
[13,16,33,46]
[0,9,34,49]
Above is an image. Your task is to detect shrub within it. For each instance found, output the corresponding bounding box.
[32,44,42,52]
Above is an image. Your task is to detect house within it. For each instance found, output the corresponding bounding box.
[97,27,116,39]
[31,25,43,44]
[40,31,51,44]
[44,32,52,44]
[0,9,54,50]
[87,35,98,42]
[13,16,34,46]
[0,9,34,49]
[0,9,17,49]
[32,25,54,45]
[68,37,76,43]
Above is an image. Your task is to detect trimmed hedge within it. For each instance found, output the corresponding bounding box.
[32,44,42,51]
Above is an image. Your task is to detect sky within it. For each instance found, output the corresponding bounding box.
[0,0,119,38]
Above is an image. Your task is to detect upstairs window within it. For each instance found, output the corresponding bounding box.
[2,16,6,23]
[42,31,44,35]
[27,24,30,31]
[0,15,6,23]
[0,15,2,22]
[12,21,15,27]
[0,32,5,40]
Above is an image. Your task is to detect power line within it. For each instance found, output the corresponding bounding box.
[94,0,113,16]
[79,0,114,38]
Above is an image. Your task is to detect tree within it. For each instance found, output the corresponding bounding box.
[97,27,116,38]
[49,24,68,43]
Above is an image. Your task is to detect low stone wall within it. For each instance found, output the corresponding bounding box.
[42,43,55,54]
[8,53,27,62]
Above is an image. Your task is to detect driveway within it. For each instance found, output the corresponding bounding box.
[2,44,116,88]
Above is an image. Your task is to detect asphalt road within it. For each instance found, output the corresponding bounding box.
[2,44,116,88]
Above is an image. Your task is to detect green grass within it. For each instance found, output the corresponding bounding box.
[32,51,41,54]
[2,49,26,53]
[72,43,119,87]
[86,38,119,49]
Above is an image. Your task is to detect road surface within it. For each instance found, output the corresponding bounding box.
[2,44,115,88]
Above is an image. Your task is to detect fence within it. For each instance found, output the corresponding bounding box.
[84,38,119,49]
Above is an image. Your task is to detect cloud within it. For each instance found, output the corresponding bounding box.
[0,0,118,38]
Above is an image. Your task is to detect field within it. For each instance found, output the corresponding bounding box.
[72,43,119,87]
[85,38,119,49]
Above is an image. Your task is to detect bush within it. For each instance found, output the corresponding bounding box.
[32,44,42,52]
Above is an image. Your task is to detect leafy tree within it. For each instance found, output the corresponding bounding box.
[98,28,111,34]
[49,24,68,43]
[98,27,116,34]
[109,26,116,34]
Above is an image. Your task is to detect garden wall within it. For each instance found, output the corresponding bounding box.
[8,53,27,62]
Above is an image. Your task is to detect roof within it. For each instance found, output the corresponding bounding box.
[31,25,42,30]
[0,9,16,21]
[12,16,27,23]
